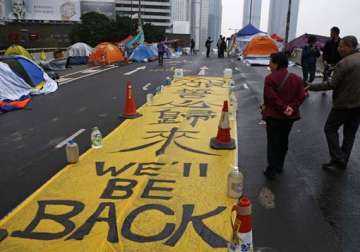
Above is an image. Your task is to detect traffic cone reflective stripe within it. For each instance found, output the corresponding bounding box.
[120,80,142,119]
[210,100,236,149]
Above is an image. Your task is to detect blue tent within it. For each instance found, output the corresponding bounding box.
[129,45,157,62]
[0,56,45,87]
[237,24,263,37]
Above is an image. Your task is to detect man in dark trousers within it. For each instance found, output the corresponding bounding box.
[322,26,342,81]
[308,36,360,170]
[190,38,195,55]
[205,37,213,58]
[301,35,320,83]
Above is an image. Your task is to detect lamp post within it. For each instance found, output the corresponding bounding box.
[284,0,292,46]
[249,0,253,24]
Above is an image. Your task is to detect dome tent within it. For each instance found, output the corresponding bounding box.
[89,42,125,65]
[4,45,34,60]
[67,42,93,65]
[243,36,279,58]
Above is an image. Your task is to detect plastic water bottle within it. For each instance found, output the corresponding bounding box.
[227,166,244,198]
[91,127,103,149]
[164,77,171,85]
[66,140,79,164]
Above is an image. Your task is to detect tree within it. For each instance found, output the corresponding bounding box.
[142,23,165,43]
[70,12,112,46]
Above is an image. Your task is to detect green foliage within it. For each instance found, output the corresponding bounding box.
[70,12,165,46]
[142,23,165,43]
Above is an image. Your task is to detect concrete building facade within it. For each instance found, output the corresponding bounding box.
[115,0,171,29]
[171,0,191,34]
[268,0,299,41]
[242,0,262,29]
[208,0,222,42]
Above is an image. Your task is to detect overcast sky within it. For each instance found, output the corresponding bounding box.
[222,0,360,39]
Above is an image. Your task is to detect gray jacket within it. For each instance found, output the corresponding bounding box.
[309,51,360,109]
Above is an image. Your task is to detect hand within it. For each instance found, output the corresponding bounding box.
[304,85,311,91]
[284,106,294,117]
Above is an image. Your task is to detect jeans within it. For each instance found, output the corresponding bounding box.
[324,108,360,165]
[302,63,316,82]
[206,47,210,58]
[266,118,295,175]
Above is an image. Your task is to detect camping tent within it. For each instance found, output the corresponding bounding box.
[89,42,125,65]
[286,33,329,52]
[129,44,157,62]
[271,33,284,42]
[0,56,58,95]
[237,24,264,37]
[4,45,34,60]
[67,42,93,65]
[243,36,279,58]
[236,24,267,53]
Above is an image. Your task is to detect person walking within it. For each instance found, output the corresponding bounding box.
[205,37,213,58]
[157,38,165,66]
[190,38,195,56]
[307,36,360,170]
[322,27,342,81]
[219,37,227,58]
[262,52,306,179]
[217,35,222,58]
[301,35,320,83]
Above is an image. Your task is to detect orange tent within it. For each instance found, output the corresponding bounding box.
[243,36,279,58]
[89,42,125,65]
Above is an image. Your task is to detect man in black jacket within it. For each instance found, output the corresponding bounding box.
[307,36,360,170]
[205,37,213,58]
[322,26,341,81]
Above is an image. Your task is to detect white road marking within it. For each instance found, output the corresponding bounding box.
[58,66,117,86]
[81,69,99,74]
[243,83,249,89]
[198,69,205,76]
[142,83,152,91]
[55,129,86,149]
[61,66,101,78]
[124,66,146,76]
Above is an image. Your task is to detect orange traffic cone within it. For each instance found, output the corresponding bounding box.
[229,197,253,252]
[120,80,142,119]
[210,100,236,149]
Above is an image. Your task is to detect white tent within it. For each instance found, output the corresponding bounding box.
[0,62,31,101]
[67,42,93,57]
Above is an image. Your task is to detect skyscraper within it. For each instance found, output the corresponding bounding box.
[191,0,209,51]
[171,0,191,34]
[115,0,171,29]
[268,0,300,41]
[242,0,262,28]
[208,0,222,42]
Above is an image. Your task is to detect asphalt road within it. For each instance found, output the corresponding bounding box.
[1,54,359,251]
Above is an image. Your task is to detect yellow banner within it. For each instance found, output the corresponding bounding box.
[0,77,237,251]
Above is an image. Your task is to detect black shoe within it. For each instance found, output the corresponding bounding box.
[263,170,276,180]
[276,168,284,174]
[322,161,346,170]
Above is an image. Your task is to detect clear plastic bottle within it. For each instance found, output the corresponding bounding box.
[91,127,103,149]
[66,140,79,163]
[227,166,244,198]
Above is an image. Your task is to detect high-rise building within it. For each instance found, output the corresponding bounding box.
[115,0,171,29]
[242,0,262,28]
[268,0,299,41]
[208,0,222,42]
[171,0,191,34]
[191,0,209,51]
